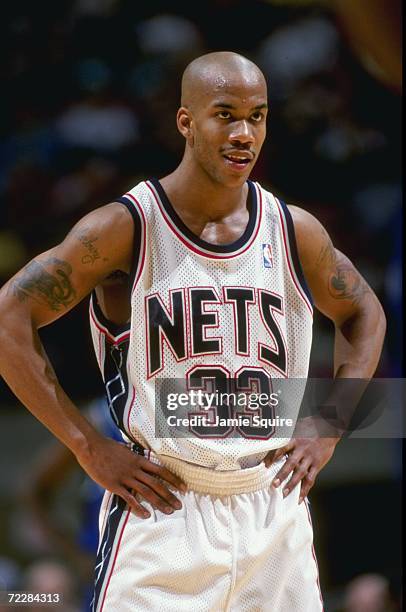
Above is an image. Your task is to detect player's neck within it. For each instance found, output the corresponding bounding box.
[160,163,248,222]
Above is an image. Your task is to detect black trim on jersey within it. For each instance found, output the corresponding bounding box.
[89,195,142,339]
[91,493,127,612]
[91,292,130,337]
[150,178,258,254]
[102,334,131,436]
[115,196,143,296]
[278,199,313,306]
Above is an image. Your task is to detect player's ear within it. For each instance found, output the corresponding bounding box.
[177,107,194,145]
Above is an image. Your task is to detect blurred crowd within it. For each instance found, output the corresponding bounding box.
[0,0,402,610]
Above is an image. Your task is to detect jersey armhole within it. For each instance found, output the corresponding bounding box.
[115,196,144,297]
[277,198,314,307]
[89,195,144,338]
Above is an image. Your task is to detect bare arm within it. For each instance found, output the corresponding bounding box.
[291,206,386,379]
[267,206,386,501]
[0,203,132,454]
[0,203,185,517]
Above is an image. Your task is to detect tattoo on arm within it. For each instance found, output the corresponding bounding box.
[76,228,106,265]
[315,228,336,268]
[10,258,76,311]
[316,229,371,306]
[328,258,370,306]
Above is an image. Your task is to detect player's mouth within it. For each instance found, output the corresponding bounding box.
[222,151,254,172]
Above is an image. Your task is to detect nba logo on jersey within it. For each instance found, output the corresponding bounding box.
[262,243,273,268]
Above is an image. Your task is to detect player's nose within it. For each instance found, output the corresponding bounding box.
[228,120,254,146]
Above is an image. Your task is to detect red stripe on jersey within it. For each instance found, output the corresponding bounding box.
[123,192,147,294]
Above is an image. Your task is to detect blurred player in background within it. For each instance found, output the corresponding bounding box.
[24,397,121,610]
[342,573,398,612]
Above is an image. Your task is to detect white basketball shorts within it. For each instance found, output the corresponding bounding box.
[91,453,323,611]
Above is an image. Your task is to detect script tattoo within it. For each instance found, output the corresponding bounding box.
[317,228,370,306]
[10,258,76,311]
[76,228,102,264]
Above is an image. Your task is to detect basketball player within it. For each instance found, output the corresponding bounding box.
[0,52,385,611]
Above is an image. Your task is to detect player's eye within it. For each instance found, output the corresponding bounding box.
[251,112,264,122]
[217,110,231,120]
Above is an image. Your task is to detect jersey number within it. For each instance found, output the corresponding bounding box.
[186,366,276,439]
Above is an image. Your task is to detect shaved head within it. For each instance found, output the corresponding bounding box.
[176,51,268,188]
[181,51,266,110]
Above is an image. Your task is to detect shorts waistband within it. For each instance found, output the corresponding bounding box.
[146,451,285,496]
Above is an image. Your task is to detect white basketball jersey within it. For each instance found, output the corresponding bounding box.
[89,179,313,469]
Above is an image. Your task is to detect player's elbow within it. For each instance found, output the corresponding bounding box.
[360,287,386,332]
[0,288,14,334]
[374,296,387,345]
[0,287,33,349]
[360,291,387,358]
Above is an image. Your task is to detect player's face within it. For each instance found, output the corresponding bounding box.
[190,79,267,187]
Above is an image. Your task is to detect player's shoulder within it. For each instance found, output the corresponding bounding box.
[68,200,133,247]
[286,204,331,278]
[93,199,134,224]
[57,199,137,281]
[288,204,324,235]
